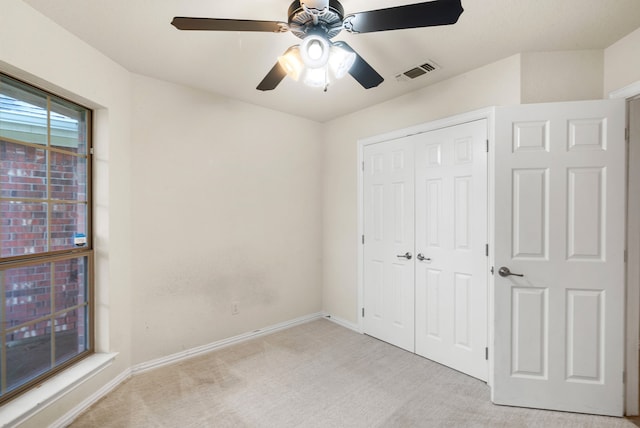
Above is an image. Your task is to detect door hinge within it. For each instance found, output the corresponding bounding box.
[362,161,365,171]
[485,244,489,257]
[625,127,630,142]
[362,235,365,245]
[89,147,94,155]
[486,139,489,153]
[624,249,628,263]
[623,370,627,384]
[485,347,489,360]
[490,266,494,275]
[362,307,365,318]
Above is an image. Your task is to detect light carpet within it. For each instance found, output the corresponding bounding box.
[70,319,635,427]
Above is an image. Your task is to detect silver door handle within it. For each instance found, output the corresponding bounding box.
[498,267,524,277]
[417,253,431,262]
[396,252,412,260]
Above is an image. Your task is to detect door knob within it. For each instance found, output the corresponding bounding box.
[396,252,412,260]
[417,253,431,262]
[498,267,524,278]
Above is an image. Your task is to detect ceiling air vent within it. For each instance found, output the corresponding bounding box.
[395,60,440,82]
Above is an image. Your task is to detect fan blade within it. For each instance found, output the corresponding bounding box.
[343,0,463,34]
[334,42,383,89]
[171,17,287,33]
[257,62,288,91]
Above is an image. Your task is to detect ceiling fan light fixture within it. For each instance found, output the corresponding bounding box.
[172,0,464,92]
[328,44,356,79]
[279,41,354,89]
[300,34,331,69]
[302,67,330,88]
[308,41,324,60]
[277,46,304,81]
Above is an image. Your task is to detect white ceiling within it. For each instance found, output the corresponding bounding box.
[23,0,640,122]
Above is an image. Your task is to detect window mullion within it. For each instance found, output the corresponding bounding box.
[46,99,55,370]
[47,96,51,253]
[49,263,55,369]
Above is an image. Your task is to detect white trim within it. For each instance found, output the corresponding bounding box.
[486,110,496,388]
[358,107,495,147]
[322,313,360,332]
[49,368,131,428]
[0,352,117,428]
[625,95,640,416]
[131,313,324,375]
[357,140,365,334]
[609,80,640,416]
[610,80,640,100]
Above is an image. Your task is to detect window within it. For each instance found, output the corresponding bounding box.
[0,73,92,404]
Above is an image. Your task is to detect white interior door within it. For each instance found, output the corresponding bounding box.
[363,138,415,352]
[414,120,489,381]
[492,99,626,416]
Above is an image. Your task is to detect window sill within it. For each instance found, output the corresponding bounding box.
[0,352,118,427]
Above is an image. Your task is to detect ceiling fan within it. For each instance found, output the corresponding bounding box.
[171,0,463,91]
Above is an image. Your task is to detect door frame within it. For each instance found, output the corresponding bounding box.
[611,80,640,416]
[357,107,496,386]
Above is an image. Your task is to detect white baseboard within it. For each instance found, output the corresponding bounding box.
[322,312,361,333]
[49,368,131,428]
[132,312,324,375]
[48,312,324,427]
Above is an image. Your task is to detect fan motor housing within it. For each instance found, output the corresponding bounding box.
[288,0,345,39]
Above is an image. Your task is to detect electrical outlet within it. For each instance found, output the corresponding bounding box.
[232,302,239,315]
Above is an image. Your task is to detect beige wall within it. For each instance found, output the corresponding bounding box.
[130,74,324,364]
[322,55,521,324]
[1,1,639,425]
[604,27,640,95]
[521,50,604,103]
[0,1,134,426]
[0,2,324,424]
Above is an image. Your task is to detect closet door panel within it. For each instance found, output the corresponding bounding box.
[363,139,415,352]
[415,120,489,382]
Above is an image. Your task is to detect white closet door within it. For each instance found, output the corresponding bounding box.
[414,120,489,381]
[492,99,626,416]
[363,138,415,352]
